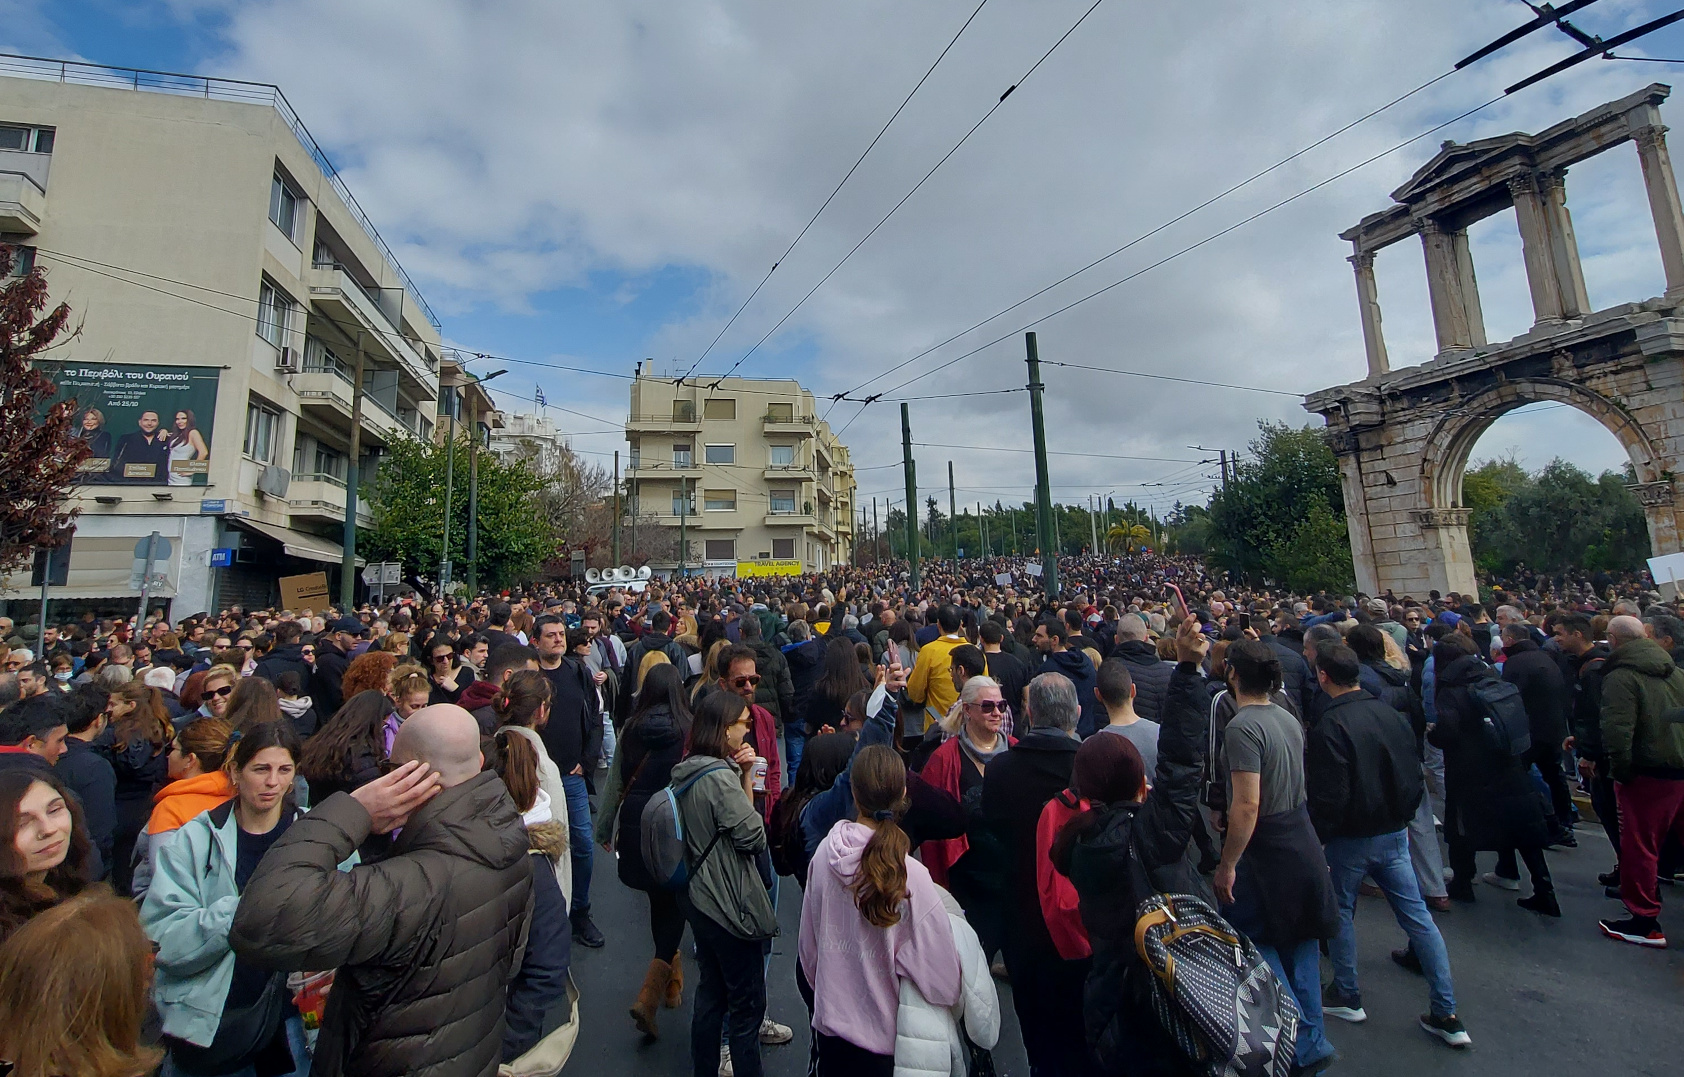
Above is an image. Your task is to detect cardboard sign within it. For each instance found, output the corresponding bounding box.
[995,572,1013,586]
[279,571,331,611]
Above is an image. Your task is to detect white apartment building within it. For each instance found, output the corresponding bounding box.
[491,412,569,475]
[625,365,856,575]
[0,57,448,617]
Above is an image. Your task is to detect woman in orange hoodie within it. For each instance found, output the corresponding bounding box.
[130,717,233,900]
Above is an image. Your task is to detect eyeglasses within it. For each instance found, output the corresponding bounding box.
[236,642,253,651]
[731,675,762,688]
[433,653,453,662]
[967,699,1008,714]
[209,685,234,698]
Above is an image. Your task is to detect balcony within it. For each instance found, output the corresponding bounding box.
[764,509,818,528]
[628,459,704,479]
[286,474,373,528]
[0,171,44,233]
[763,463,815,482]
[762,413,816,438]
[627,410,703,435]
[307,264,434,393]
[292,373,408,446]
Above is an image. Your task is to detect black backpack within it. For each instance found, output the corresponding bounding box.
[1467,674,1531,757]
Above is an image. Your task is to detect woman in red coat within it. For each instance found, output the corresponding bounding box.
[920,676,1014,883]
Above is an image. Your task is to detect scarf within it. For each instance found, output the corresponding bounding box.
[958,722,1009,770]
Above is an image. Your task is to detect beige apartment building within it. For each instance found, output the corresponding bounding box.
[625,366,856,575]
[0,57,451,615]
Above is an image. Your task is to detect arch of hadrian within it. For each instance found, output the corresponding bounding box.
[1306,84,1684,599]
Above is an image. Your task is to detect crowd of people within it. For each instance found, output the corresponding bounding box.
[0,551,1680,1076]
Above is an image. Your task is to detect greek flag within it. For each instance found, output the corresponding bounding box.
[535,385,547,407]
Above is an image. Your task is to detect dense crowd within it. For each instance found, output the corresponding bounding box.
[0,552,1681,1077]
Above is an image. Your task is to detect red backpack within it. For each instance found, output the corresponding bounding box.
[1036,789,1092,960]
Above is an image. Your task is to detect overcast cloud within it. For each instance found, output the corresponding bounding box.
[19,0,1684,515]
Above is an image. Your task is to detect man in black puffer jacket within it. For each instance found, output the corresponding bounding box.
[1110,613,1171,724]
[231,704,533,1077]
[1499,624,1574,842]
[251,619,314,698]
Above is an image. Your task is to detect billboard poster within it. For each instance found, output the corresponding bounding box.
[51,363,220,486]
[736,559,803,578]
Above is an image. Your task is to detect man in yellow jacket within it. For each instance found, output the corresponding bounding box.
[907,604,968,733]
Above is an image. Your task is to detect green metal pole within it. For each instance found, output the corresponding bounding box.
[340,334,365,609]
[948,461,958,567]
[439,389,456,594]
[611,450,621,567]
[1026,333,1058,601]
[901,403,920,590]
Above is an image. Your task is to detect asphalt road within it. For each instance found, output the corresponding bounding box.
[564,813,1684,1077]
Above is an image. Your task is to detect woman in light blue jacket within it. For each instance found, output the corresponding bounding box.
[141,721,318,1077]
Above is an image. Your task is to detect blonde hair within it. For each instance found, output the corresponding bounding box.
[940,675,1001,736]
[387,660,429,700]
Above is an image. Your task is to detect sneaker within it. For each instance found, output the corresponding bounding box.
[1600,915,1667,948]
[1548,829,1578,849]
[1481,871,1521,892]
[1518,891,1561,917]
[1321,986,1367,1023]
[719,1045,733,1077]
[570,912,606,949]
[1391,947,1423,975]
[1290,1052,1339,1077]
[759,1017,794,1045]
[1420,1013,1472,1048]
[1606,885,1624,900]
[1598,867,1621,888]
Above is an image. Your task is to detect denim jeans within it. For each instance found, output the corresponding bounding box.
[1258,939,1335,1068]
[681,898,766,1077]
[1324,829,1456,1018]
[784,721,806,779]
[560,773,594,915]
[161,1015,308,1077]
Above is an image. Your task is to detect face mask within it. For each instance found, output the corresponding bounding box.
[54,671,72,682]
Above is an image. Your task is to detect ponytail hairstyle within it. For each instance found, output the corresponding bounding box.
[849,745,911,929]
[493,669,552,729]
[484,729,540,813]
[386,661,429,702]
[223,720,303,781]
[175,716,234,774]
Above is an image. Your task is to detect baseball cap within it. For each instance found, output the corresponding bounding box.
[327,616,366,635]
[1363,598,1389,617]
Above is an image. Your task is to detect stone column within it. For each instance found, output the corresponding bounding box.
[1410,508,1478,597]
[1419,219,1484,353]
[1508,173,1566,324]
[1348,249,1389,377]
[1538,170,1591,317]
[1628,478,1682,556]
[1332,439,1380,594]
[1632,124,1684,297]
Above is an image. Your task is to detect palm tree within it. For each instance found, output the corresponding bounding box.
[1106,522,1151,553]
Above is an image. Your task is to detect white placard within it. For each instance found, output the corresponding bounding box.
[995,572,1013,586]
[1024,563,1043,577]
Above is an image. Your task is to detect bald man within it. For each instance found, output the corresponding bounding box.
[231,704,535,1075]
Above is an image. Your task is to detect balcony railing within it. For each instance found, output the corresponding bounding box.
[0,53,440,329]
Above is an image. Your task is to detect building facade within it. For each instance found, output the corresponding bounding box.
[491,412,569,475]
[625,365,856,575]
[0,58,447,617]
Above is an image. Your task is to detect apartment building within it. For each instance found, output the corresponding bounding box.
[625,365,856,575]
[491,412,569,475]
[0,57,451,616]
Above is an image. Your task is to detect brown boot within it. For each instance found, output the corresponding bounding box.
[631,959,671,1038]
[664,952,684,1008]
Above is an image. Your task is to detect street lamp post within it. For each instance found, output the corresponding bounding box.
[464,368,507,596]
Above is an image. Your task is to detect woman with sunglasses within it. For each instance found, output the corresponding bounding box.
[424,632,475,705]
[191,667,238,727]
[130,717,234,901]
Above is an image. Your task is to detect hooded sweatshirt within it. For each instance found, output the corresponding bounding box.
[1036,648,1103,738]
[799,819,961,1056]
[148,770,235,835]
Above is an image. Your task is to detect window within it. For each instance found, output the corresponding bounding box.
[768,444,794,467]
[257,280,294,349]
[704,443,735,465]
[0,125,54,153]
[672,443,693,469]
[704,539,736,562]
[244,401,281,463]
[3,245,34,278]
[314,445,348,481]
[269,173,302,241]
[770,489,796,514]
[628,441,641,469]
[672,399,697,422]
[704,489,736,511]
[766,401,793,422]
[672,490,695,516]
[704,398,736,421]
[772,537,795,558]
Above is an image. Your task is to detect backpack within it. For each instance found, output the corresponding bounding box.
[1035,790,1091,960]
[1467,674,1531,756]
[767,786,819,880]
[1123,834,1300,1077]
[641,762,733,891]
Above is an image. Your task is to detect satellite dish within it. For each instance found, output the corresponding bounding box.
[637,566,653,580]
[585,568,601,583]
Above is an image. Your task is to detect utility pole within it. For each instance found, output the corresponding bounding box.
[872,497,879,563]
[136,531,160,626]
[979,502,987,559]
[1220,449,1230,494]
[901,403,920,590]
[439,386,457,596]
[948,461,958,567]
[1011,507,1020,556]
[339,332,366,608]
[463,369,506,596]
[1026,333,1058,600]
[611,450,622,568]
[1089,493,1099,555]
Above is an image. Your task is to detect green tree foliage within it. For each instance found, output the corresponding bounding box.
[1207,422,1353,592]
[1464,457,1650,575]
[359,434,552,589]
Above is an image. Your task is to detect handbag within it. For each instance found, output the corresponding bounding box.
[501,974,581,1077]
[165,970,291,1076]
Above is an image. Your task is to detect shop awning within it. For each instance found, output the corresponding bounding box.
[230,519,365,567]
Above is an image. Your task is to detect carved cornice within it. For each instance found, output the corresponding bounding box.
[1626,480,1675,507]
[1633,124,1670,153]
[1410,508,1471,529]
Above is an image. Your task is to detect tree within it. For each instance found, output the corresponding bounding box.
[360,434,552,589]
[1464,457,1650,575]
[1106,522,1151,553]
[1207,421,1353,591]
[0,247,83,578]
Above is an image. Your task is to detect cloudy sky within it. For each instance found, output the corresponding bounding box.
[9,0,1684,519]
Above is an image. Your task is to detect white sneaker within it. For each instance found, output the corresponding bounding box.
[759,1016,794,1045]
[719,1045,733,1077]
[1481,871,1521,892]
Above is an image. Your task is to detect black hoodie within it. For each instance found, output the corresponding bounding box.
[982,726,1080,957]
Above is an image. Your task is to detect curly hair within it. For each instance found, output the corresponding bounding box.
[340,650,398,699]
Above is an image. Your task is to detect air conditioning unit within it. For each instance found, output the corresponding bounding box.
[257,464,292,499]
[274,347,300,374]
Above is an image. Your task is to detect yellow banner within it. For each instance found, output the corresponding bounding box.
[736,560,802,578]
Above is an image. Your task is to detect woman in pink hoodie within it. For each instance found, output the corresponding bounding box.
[798,745,962,1076]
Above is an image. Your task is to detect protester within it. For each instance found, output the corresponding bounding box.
[493,669,572,902]
[131,717,234,900]
[906,605,968,736]
[229,704,533,1077]
[537,617,603,948]
[55,683,117,876]
[0,769,91,944]
[105,680,174,895]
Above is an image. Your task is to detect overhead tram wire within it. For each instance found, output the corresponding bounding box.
[869,87,1515,400]
[709,0,1114,390]
[828,64,1466,406]
[673,0,993,384]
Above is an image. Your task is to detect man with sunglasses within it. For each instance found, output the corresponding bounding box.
[535,616,605,949]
